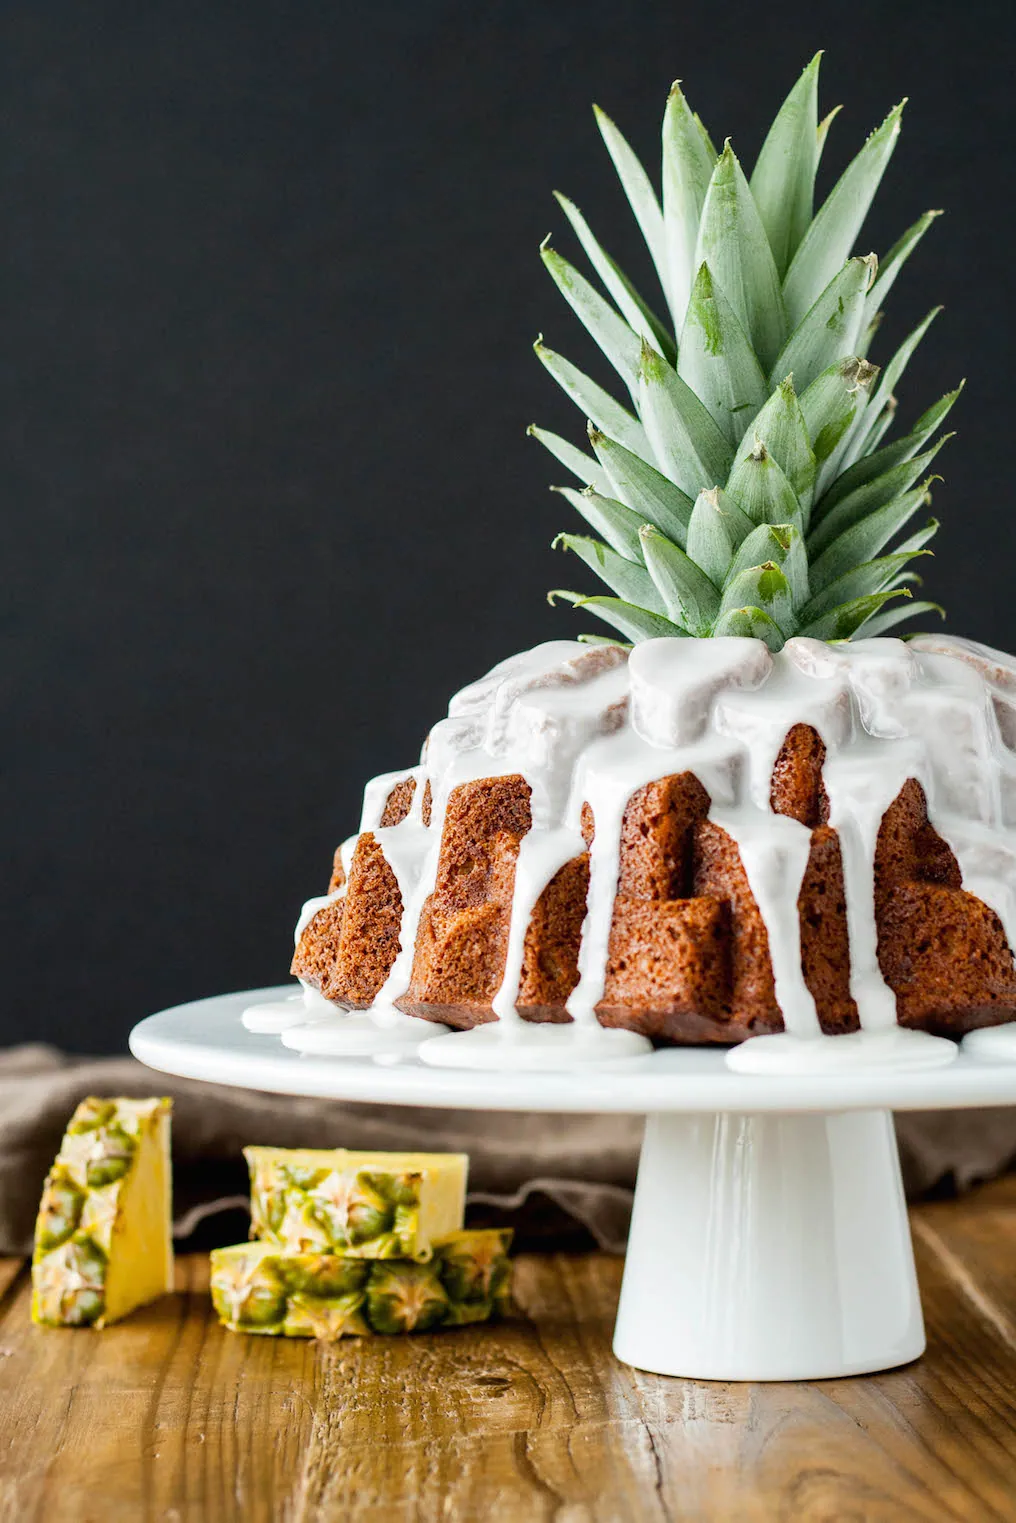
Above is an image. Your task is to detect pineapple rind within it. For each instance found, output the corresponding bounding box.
[210,1229,513,1340]
[244,1147,468,1261]
[31,1097,173,1328]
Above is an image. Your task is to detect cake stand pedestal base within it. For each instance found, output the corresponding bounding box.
[614,1109,924,1381]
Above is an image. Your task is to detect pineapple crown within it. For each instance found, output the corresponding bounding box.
[532,54,958,649]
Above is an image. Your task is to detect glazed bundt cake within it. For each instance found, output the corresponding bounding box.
[291,634,1016,1048]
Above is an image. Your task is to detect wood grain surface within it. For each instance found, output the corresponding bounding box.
[2,1179,1016,1522]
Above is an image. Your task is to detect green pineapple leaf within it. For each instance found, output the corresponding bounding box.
[662,81,716,326]
[593,104,669,307]
[541,242,643,394]
[695,142,788,371]
[553,485,646,562]
[589,426,694,547]
[808,439,949,552]
[725,440,803,532]
[782,101,906,326]
[554,532,667,612]
[749,52,822,279]
[712,604,787,649]
[798,542,934,623]
[799,587,913,640]
[640,523,720,634]
[862,598,945,637]
[553,191,674,361]
[808,482,932,593]
[548,590,687,642]
[724,523,809,608]
[686,487,754,584]
[741,376,817,513]
[527,424,613,495]
[769,255,876,393]
[678,263,769,444]
[820,388,960,512]
[534,340,650,456]
[638,340,733,497]
[863,209,942,331]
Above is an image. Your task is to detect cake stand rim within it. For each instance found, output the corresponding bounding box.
[127,985,1016,1116]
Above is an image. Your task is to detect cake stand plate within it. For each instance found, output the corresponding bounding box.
[130,986,1016,1382]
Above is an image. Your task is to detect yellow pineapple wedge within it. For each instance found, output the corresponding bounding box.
[244,1147,468,1260]
[32,1097,173,1328]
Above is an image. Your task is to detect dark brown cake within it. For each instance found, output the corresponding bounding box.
[292,720,1016,1043]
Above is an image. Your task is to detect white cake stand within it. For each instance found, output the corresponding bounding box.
[130,985,1016,1382]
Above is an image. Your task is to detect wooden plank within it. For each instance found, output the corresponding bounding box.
[0,1186,1014,1520]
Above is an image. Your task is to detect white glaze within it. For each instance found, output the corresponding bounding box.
[241,996,307,1034]
[291,632,1016,1076]
[727,1027,957,1075]
[280,1009,449,1056]
[417,1021,652,1071]
[961,1022,1016,1062]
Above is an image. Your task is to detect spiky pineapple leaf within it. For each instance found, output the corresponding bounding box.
[769,255,876,393]
[588,426,695,547]
[724,522,809,608]
[541,243,642,394]
[798,357,877,466]
[819,387,960,512]
[639,523,720,634]
[678,263,768,444]
[686,487,754,583]
[725,440,803,531]
[593,104,669,307]
[808,483,930,592]
[553,485,646,562]
[798,588,912,640]
[783,101,905,326]
[711,604,786,650]
[549,589,686,642]
[845,306,942,464]
[527,425,613,495]
[798,542,934,622]
[808,438,948,551]
[863,209,941,332]
[553,192,674,361]
[662,82,716,328]
[553,533,667,611]
[862,598,945,636]
[749,53,822,279]
[741,377,817,512]
[694,143,787,371]
[534,341,651,457]
[638,341,733,497]
[719,562,794,631]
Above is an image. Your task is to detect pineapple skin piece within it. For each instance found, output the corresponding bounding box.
[244,1146,468,1261]
[31,1097,173,1329]
[210,1228,513,1340]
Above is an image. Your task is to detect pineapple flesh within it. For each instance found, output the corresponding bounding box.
[32,1097,173,1328]
[534,55,956,648]
[244,1147,469,1260]
[210,1229,512,1340]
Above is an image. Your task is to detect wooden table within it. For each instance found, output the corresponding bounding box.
[2,1178,1016,1521]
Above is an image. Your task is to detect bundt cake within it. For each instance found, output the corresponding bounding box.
[290,634,1016,1052]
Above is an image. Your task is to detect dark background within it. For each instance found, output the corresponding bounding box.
[4,1,1012,1052]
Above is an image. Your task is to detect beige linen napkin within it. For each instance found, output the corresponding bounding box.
[1,1044,1013,1256]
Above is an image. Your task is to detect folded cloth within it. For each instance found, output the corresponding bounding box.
[1,1044,1014,1256]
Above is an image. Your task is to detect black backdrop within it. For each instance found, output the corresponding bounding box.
[4,1,1013,1052]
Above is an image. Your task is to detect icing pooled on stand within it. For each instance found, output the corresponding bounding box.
[286,633,1016,1073]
